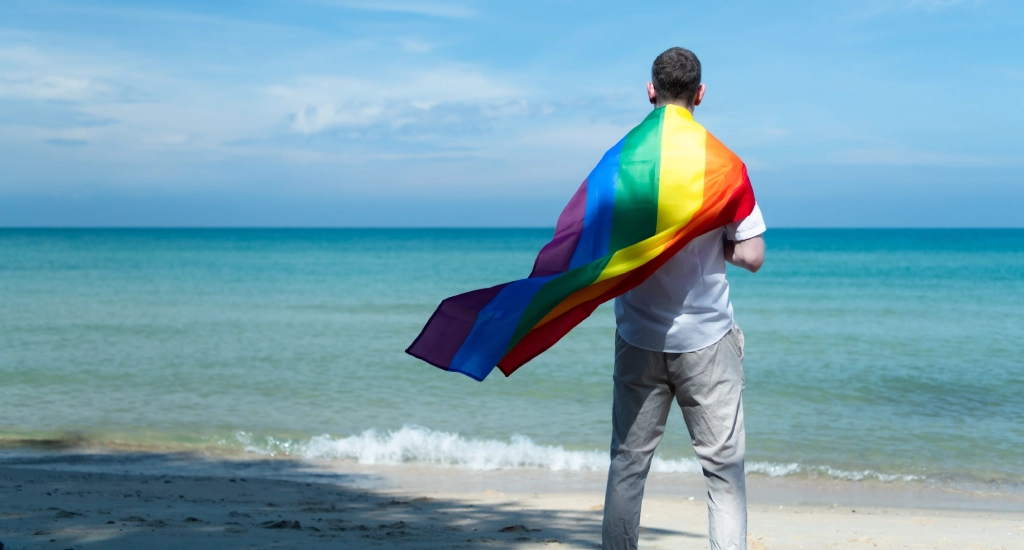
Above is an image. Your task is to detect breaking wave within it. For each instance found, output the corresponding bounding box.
[235,425,920,482]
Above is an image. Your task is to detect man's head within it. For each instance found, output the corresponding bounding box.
[648,47,705,111]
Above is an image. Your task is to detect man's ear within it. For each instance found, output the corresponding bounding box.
[647,82,657,105]
[693,83,706,107]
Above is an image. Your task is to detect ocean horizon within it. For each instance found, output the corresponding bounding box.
[2,228,1021,496]
[4,225,1022,229]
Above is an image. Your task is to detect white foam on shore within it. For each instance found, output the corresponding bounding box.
[235,425,920,482]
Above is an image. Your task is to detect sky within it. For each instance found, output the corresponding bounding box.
[1,0,1022,227]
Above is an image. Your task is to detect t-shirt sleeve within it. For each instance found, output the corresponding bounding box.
[725,203,766,241]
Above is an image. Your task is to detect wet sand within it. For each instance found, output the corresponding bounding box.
[1,458,1022,549]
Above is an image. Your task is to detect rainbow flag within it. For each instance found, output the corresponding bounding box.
[407,105,756,381]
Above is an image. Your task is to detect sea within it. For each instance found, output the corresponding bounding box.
[1,229,1022,496]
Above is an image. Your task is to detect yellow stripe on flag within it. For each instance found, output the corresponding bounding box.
[656,105,706,234]
[593,106,707,283]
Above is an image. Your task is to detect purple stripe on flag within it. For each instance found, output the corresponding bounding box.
[529,180,588,278]
[406,283,507,370]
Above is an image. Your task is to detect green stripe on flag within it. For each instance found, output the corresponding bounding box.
[502,108,664,356]
[504,255,613,353]
[608,108,663,252]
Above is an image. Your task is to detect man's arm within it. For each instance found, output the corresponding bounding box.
[724,235,764,273]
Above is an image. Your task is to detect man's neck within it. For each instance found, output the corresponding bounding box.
[655,101,694,113]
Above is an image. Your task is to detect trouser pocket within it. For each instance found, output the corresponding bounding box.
[733,324,744,360]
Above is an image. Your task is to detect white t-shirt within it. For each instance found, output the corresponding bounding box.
[614,204,766,353]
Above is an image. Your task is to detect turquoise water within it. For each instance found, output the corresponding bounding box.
[1,229,1022,489]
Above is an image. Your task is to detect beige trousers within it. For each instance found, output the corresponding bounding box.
[602,325,747,550]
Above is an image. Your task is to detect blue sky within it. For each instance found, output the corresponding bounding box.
[1,0,1021,226]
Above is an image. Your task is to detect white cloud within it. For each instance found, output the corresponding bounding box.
[269,66,527,134]
[0,40,285,171]
[291,103,385,133]
[0,45,117,101]
[0,32,634,197]
[0,75,109,101]
[271,66,520,104]
[0,36,550,178]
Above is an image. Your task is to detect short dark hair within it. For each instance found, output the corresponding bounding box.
[651,47,702,106]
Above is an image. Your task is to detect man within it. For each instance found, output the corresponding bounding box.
[602,47,766,550]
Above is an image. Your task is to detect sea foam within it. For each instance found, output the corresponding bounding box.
[235,425,919,482]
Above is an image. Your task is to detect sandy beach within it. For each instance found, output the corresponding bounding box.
[1,454,1021,550]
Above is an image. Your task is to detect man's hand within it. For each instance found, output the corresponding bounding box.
[724,235,764,273]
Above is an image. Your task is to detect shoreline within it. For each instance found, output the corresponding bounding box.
[3,446,1023,512]
[2,441,1023,512]
[1,454,1022,549]
[4,430,1022,500]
